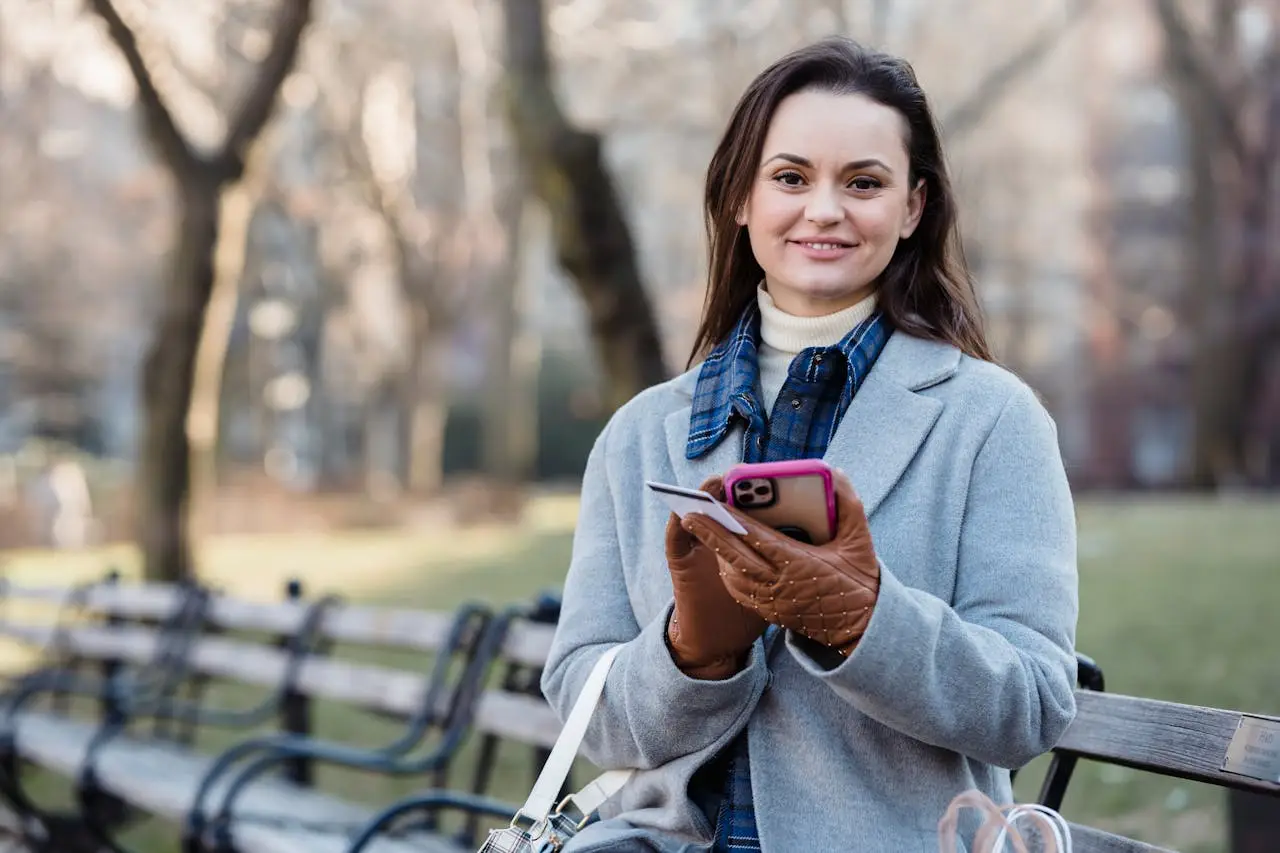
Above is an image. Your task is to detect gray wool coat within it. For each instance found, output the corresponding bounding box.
[540,330,1080,853]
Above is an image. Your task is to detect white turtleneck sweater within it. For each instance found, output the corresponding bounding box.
[756,284,878,412]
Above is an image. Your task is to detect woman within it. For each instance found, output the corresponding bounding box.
[541,36,1078,852]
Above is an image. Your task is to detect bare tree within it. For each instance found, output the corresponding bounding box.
[86,0,313,580]
[498,0,669,411]
[310,36,465,494]
[447,0,536,496]
[940,0,1096,138]
[1152,0,1279,487]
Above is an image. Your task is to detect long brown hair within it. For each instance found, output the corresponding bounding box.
[688,37,994,366]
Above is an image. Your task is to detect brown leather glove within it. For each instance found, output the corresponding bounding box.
[665,476,769,679]
[683,471,879,657]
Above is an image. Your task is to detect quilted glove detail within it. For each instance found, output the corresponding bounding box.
[683,471,879,657]
[665,476,769,679]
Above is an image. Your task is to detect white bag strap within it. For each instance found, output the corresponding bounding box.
[517,644,632,824]
[559,768,634,817]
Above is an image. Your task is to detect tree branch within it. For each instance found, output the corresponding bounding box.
[1211,0,1240,53]
[1150,0,1248,164]
[317,62,452,321]
[941,0,1095,139]
[218,0,314,180]
[502,0,552,81]
[85,0,196,173]
[499,0,669,404]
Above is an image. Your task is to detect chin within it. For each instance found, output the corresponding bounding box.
[789,278,872,304]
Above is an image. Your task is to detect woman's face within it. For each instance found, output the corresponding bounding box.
[738,89,925,317]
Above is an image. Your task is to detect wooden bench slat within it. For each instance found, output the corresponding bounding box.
[472,690,563,749]
[0,583,555,667]
[10,711,464,853]
[0,621,427,718]
[500,619,556,669]
[1059,692,1280,796]
[0,619,564,748]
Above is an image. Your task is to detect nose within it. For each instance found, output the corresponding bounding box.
[805,183,843,226]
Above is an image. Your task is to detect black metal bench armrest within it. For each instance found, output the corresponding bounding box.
[184,601,510,853]
[345,791,522,853]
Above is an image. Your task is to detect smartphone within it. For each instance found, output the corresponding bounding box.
[723,459,837,545]
[644,481,749,535]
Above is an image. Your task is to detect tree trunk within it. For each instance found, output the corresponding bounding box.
[499,0,668,411]
[138,177,220,581]
[1183,90,1233,488]
[406,330,452,495]
[482,198,538,487]
[89,0,314,580]
[187,153,269,523]
[363,379,401,501]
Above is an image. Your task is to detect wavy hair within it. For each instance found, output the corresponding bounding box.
[689,36,993,365]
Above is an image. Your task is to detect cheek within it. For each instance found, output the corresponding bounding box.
[745,192,796,237]
[852,202,908,243]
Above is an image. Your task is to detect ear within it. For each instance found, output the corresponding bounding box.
[734,204,747,227]
[900,178,926,239]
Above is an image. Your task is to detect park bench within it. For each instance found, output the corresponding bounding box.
[355,649,1280,853]
[1035,661,1280,853]
[0,576,1276,853]
[0,575,567,853]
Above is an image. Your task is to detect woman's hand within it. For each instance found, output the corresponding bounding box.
[683,472,879,657]
[665,476,769,679]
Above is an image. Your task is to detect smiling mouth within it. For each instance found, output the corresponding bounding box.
[791,240,855,250]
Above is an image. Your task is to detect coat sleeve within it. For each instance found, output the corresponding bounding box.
[540,416,769,771]
[786,382,1079,768]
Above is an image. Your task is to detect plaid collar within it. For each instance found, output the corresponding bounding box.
[686,302,890,460]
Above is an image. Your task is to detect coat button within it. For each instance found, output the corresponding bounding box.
[791,398,802,409]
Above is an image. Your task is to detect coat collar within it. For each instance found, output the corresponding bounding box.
[669,329,960,399]
[663,331,961,518]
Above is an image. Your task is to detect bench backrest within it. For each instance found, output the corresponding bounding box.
[0,581,552,667]
[0,581,563,748]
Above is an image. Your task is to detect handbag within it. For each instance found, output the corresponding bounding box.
[938,789,1073,853]
[479,645,634,852]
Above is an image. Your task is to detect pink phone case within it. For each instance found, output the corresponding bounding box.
[724,459,837,545]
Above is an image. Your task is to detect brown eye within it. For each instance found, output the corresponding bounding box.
[773,171,805,186]
[850,177,881,191]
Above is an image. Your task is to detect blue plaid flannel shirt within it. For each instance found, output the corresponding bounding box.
[685,302,890,851]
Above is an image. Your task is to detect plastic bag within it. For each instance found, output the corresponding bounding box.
[938,789,1072,853]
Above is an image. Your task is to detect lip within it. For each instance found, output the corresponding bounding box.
[789,239,856,260]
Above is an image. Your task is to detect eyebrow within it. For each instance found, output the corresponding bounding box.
[763,153,893,172]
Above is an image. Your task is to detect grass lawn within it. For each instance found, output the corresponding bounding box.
[0,493,1276,852]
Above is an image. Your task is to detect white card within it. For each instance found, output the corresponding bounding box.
[644,481,749,535]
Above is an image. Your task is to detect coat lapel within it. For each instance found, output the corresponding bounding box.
[660,332,961,516]
[824,332,958,518]
[663,403,744,489]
